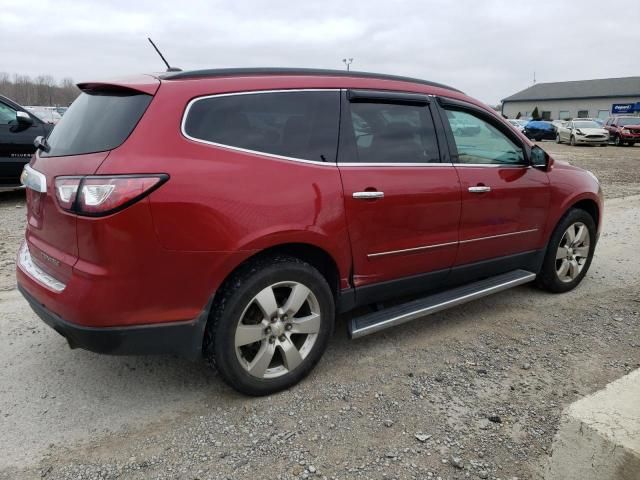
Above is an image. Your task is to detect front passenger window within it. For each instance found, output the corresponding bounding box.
[0,102,16,125]
[444,109,525,165]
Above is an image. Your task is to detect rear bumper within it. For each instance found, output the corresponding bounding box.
[18,283,209,360]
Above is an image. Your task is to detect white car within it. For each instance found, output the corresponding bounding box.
[556,119,608,146]
[507,118,527,132]
[24,106,62,124]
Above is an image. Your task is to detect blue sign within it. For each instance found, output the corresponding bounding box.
[612,103,636,114]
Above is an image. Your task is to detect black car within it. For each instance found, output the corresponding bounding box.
[523,120,556,141]
[0,95,53,190]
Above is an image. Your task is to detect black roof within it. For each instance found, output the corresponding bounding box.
[161,67,462,93]
[502,76,640,102]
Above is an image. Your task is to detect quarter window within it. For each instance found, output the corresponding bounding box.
[345,102,440,163]
[184,91,340,163]
[443,109,525,165]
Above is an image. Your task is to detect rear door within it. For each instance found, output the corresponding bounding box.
[436,98,550,268]
[25,85,156,283]
[338,90,461,293]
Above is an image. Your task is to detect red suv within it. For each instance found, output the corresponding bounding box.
[17,68,602,395]
[604,116,640,146]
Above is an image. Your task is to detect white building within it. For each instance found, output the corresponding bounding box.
[501,76,640,121]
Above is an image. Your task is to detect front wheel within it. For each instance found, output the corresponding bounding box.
[205,256,334,396]
[536,209,596,293]
[556,133,561,144]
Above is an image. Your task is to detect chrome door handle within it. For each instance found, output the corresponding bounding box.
[353,191,384,199]
[468,186,491,193]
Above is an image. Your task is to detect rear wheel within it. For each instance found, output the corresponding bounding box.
[204,256,334,396]
[536,209,596,293]
[555,133,561,144]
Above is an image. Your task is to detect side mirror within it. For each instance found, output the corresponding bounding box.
[16,111,34,127]
[531,145,549,169]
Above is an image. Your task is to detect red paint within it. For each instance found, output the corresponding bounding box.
[17,72,603,332]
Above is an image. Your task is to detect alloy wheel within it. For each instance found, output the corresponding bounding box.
[555,222,590,283]
[234,281,321,379]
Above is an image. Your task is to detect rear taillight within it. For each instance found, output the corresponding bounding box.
[54,174,168,216]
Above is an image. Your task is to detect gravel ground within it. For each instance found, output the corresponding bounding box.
[0,144,639,480]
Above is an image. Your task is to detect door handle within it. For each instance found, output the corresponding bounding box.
[353,191,384,199]
[468,186,491,193]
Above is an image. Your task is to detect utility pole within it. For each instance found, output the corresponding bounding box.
[342,58,353,71]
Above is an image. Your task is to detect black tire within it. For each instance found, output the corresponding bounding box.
[536,209,597,293]
[615,136,623,147]
[204,255,334,396]
[555,133,561,144]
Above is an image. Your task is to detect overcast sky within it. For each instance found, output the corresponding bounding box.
[1,0,638,104]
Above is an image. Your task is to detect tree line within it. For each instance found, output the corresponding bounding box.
[0,73,80,107]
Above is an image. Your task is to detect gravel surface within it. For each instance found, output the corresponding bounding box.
[0,144,639,480]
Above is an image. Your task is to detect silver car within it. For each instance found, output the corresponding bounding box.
[556,119,608,146]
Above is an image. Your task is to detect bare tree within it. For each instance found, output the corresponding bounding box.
[0,73,80,106]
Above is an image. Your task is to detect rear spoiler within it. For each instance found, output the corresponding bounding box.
[77,75,160,96]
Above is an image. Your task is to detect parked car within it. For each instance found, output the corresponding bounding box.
[523,120,556,141]
[507,118,526,132]
[604,116,640,146]
[17,68,602,395]
[24,106,63,124]
[0,95,53,191]
[550,120,565,131]
[556,119,609,146]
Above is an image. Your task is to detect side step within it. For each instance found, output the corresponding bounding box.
[349,269,536,339]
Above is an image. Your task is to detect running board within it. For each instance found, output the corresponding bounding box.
[349,269,536,339]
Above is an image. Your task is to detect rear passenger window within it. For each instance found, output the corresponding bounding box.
[184,91,340,162]
[345,102,440,163]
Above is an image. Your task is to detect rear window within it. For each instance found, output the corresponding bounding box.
[183,91,340,162]
[42,91,152,157]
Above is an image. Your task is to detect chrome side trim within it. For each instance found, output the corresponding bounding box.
[20,165,47,193]
[367,228,538,258]
[368,240,457,258]
[181,89,340,167]
[350,270,536,338]
[460,228,539,244]
[17,242,66,292]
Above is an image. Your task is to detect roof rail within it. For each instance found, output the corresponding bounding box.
[161,68,462,93]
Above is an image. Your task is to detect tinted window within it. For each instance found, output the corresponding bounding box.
[42,91,152,157]
[184,91,340,162]
[618,117,640,126]
[345,102,439,163]
[444,109,525,165]
[0,101,16,125]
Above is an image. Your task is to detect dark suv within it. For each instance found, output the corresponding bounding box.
[0,95,53,190]
[17,68,602,395]
[604,116,640,146]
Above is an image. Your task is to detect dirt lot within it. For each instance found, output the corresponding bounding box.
[0,143,639,480]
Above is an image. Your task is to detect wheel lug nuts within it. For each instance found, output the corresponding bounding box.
[285,324,292,331]
[265,327,271,334]
[279,335,286,342]
[269,336,275,343]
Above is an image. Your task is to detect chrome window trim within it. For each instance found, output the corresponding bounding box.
[20,164,47,193]
[17,242,66,292]
[452,163,530,168]
[368,228,538,258]
[338,162,452,167]
[180,89,340,167]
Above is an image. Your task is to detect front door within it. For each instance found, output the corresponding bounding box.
[437,102,550,267]
[0,100,42,186]
[338,90,462,293]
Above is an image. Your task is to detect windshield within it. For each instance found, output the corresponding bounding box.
[618,117,640,126]
[573,121,599,129]
[42,90,152,157]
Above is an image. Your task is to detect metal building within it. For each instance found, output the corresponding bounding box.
[501,76,640,121]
